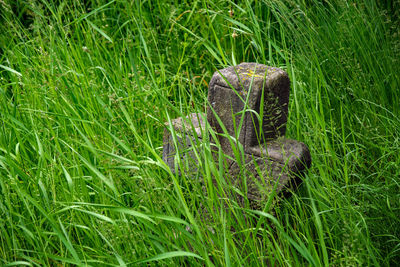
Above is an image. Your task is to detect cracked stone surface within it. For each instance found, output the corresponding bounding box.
[207,62,290,153]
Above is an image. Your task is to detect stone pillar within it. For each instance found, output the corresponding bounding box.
[207,63,289,154]
[163,63,311,208]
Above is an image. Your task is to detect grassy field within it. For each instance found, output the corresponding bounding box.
[1,0,399,266]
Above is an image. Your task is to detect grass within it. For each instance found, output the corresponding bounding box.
[0,0,399,266]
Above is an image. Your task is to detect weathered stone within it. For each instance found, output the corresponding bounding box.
[162,62,311,208]
[226,137,311,208]
[207,62,290,155]
[162,113,206,175]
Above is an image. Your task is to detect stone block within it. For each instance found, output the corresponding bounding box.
[162,113,206,175]
[207,62,290,154]
[162,63,311,208]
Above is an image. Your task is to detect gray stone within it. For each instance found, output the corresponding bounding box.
[162,62,311,208]
[207,62,290,152]
[162,113,206,175]
[226,137,311,208]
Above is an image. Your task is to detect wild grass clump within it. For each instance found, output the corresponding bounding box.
[0,0,399,266]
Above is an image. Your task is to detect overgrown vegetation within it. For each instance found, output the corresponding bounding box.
[0,0,399,266]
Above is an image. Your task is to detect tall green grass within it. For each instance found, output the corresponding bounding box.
[0,0,399,265]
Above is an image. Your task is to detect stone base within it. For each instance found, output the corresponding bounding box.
[162,113,206,175]
[162,113,311,208]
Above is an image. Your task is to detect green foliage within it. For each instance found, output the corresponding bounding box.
[0,0,399,265]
